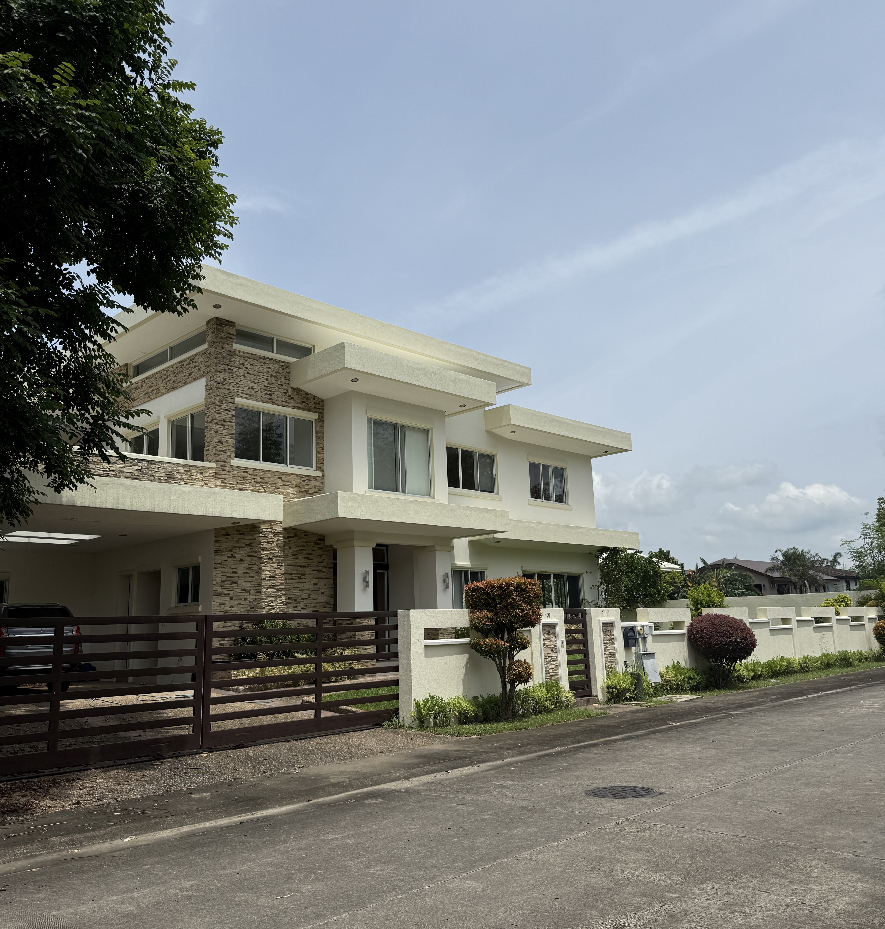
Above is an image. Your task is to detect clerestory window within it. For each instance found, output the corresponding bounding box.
[132,331,206,377]
[234,328,312,360]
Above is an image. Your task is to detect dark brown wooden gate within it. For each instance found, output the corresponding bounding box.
[0,611,398,776]
[201,612,399,749]
[564,608,594,697]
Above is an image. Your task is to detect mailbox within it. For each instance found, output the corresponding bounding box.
[622,626,639,648]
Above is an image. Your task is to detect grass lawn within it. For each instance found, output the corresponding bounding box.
[321,684,399,710]
[421,706,607,737]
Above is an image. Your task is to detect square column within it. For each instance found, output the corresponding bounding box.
[334,540,375,611]
[414,545,454,609]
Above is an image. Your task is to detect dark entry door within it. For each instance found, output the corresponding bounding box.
[373,545,391,653]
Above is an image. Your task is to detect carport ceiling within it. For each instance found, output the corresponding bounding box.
[2,505,260,553]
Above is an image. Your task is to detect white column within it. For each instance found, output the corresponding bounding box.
[334,541,375,611]
[414,545,454,609]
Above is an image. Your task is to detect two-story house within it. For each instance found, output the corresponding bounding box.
[0,267,639,618]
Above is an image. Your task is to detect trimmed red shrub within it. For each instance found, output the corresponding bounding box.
[687,613,757,686]
[465,576,542,719]
[873,619,885,651]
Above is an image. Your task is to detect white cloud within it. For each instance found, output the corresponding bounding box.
[594,462,775,518]
[236,194,289,214]
[717,482,862,533]
[420,137,885,321]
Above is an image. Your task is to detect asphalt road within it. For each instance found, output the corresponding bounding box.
[2,673,884,928]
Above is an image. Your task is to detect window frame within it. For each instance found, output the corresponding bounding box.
[528,460,569,505]
[131,330,207,379]
[367,416,432,497]
[522,571,583,608]
[233,403,316,470]
[168,407,206,462]
[452,568,486,609]
[233,326,313,361]
[176,565,201,605]
[446,445,497,495]
[126,421,160,457]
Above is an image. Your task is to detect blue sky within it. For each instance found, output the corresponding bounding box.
[165,0,885,566]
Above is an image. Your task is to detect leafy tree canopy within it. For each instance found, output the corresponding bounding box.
[842,497,885,581]
[597,548,669,611]
[0,0,236,526]
[767,547,832,593]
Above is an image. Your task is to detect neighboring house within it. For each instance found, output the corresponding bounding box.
[0,267,639,618]
[706,558,860,594]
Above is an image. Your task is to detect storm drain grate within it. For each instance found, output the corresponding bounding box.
[585,785,662,799]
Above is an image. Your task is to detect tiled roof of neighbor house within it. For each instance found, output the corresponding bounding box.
[707,557,857,582]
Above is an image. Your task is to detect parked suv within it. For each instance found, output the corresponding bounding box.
[0,604,81,692]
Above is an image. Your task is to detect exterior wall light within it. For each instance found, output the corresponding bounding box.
[442,571,450,590]
[362,569,371,589]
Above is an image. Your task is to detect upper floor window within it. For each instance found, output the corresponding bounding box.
[170,411,205,462]
[176,565,200,605]
[529,461,567,504]
[133,331,206,377]
[234,407,314,468]
[235,328,312,360]
[368,418,430,496]
[447,446,496,494]
[523,572,582,608]
[452,569,485,609]
[128,425,159,457]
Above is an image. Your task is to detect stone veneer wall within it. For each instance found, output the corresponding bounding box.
[542,625,560,682]
[601,622,618,671]
[95,317,334,614]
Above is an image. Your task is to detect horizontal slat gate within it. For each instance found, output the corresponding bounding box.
[202,612,399,749]
[564,608,594,697]
[0,612,398,776]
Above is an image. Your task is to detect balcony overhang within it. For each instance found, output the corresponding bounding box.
[290,342,497,414]
[484,405,632,458]
[5,477,284,552]
[284,491,509,546]
[472,519,640,553]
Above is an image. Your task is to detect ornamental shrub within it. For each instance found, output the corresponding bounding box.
[687,613,757,686]
[820,594,853,615]
[687,582,726,617]
[655,661,705,694]
[603,669,636,703]
[465,576,542,719]
[513,680,575,716]
[873,620,885,652]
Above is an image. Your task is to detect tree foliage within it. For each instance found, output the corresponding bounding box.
[465,576,542,720]
[842,498,885,581]
[687,613,757,686]
[767,548,832,593]
[687,582,726,617]
[0,0,236,525]
[597,548,669,610]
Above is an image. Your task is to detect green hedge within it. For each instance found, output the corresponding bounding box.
[604,649,885,702]
[412,681,575,729]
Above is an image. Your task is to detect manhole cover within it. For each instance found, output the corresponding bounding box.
[585,785,662,799]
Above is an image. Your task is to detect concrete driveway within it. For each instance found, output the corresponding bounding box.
[2,672,884,928]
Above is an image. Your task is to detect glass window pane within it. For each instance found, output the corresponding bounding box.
[235,329,274,353]
[460,448,477,492]
[145,427,159,457]
[234,408,261,460]
[133,349,168,377]
[529,462,542,499]
[553,466,566,504]
[261,412,286,464]
[287,416,314,468]
[127,435,144,454]
[553,575,567,608]
[170,415,189,460]
[177,567,190,604]
[469,571,485,584]
[453,569,466,610]
[275,339,312,359]
[538,574,553,608]
[446,446,461,489]
[169,331,206,360]
[190,412,205,462]
[477,453,496,493]
[566,575,582,608]
[541,464,553,501]
[403,426,430,496]
[191,565,200,603]
[369,419,398,492]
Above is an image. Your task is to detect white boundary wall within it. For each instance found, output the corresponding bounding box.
[624,605,882,672]
[397,608,570,723]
